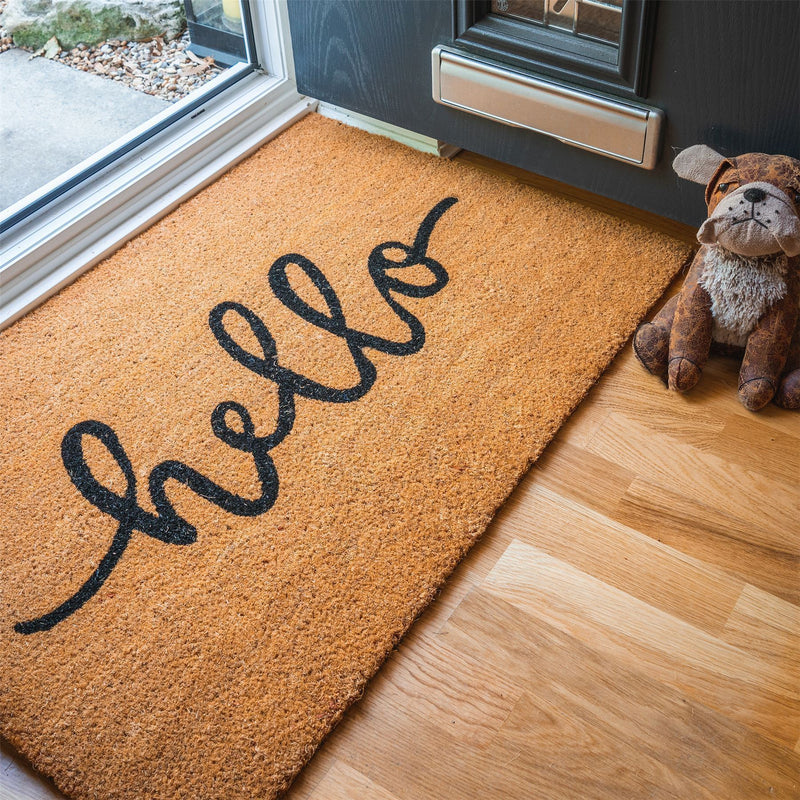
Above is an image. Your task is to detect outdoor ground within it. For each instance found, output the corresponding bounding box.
[0,0,222,210]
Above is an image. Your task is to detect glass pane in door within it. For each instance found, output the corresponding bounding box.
[575,0,623,45]
[490,0,545,24]
[490,0,623,46]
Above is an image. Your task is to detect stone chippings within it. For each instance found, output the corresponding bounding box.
[45,31,220,102]
[0,0,221,102]
[0,0,13,51]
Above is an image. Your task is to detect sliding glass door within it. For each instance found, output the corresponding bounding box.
[1,0,258,230]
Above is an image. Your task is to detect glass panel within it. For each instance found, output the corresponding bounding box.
[491,0,545,23]
[491,0,623,47]
[0,1,250,216]
[575,0,623,45]
[546,0,578,33]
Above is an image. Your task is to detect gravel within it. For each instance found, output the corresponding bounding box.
[0,0,223,102]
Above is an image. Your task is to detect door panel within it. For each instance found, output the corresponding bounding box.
[287,0,800,226]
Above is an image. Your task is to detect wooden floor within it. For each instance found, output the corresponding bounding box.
[3,169,799,799]
[282,338,800,800]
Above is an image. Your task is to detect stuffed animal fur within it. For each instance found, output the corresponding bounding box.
[634,145,800,411]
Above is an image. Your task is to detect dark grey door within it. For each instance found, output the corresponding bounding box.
[287,0,799,226]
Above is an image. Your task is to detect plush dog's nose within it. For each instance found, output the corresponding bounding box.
[743,187,767,203]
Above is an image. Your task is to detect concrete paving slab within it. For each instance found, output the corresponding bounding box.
[0,48,169,210]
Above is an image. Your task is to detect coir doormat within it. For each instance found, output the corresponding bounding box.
[1,114,691,799]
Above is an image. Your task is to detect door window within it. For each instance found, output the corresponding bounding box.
[454,0,655,96]
[491,0,623,46]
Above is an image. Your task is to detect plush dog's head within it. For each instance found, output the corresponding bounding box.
[673,144,800,257]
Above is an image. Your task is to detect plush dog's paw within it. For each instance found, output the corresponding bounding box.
[774,369,800,410]
[738,377,776,411]
[668,357,701,392]
[633,323,669,379]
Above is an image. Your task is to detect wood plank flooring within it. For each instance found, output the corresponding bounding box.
[3,170,799,799]
[282,344,800,800]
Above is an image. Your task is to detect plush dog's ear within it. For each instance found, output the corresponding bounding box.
[673,145,726,184]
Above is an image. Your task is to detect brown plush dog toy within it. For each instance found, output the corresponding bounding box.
[634,145,800,410]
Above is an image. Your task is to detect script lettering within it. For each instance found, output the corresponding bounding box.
[14,197,457,634]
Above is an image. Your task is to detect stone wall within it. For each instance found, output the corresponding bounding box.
[2,0,185,49]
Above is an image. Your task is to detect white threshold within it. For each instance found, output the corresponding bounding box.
[317,102,460,159]
[0,68,314,330]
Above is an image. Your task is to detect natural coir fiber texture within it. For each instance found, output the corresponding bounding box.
[1,114,692,800]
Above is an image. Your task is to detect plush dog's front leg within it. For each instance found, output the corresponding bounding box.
[668,251,713,392]
[738,274,800,410]
[633,294,679,380]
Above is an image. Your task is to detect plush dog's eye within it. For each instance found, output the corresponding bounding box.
[717,183,730,193]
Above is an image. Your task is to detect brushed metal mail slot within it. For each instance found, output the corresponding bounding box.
[431,46,663,169]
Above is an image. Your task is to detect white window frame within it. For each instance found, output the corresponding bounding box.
[0,0,314,330]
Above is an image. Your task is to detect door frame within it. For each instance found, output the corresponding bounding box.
[0,0,312,330]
